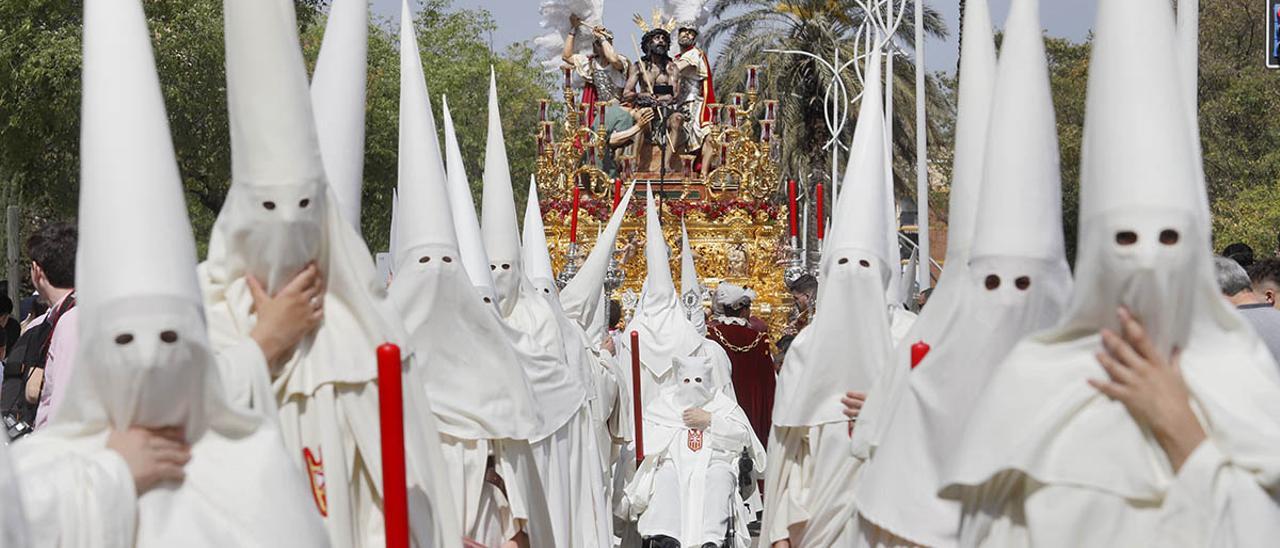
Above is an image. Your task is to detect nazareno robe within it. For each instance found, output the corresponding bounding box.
[706,319,775,448]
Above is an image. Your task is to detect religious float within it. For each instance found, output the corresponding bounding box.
[534,11,811,341]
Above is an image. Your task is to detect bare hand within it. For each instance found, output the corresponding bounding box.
[683,408,711,430]
[106,426,191,495]
[601,334,616,356]
[569,14,582,29]
[1089,307,1206,472]
[772,541,792,548]
[248,263,325,370]
[633,108,655,126]
[841,391,867,420]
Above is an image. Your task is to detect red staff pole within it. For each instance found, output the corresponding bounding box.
[377,343,409,548]
[815,181,825,241]
[630,330,644,465]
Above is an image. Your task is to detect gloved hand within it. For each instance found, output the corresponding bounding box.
[682,408,711,430]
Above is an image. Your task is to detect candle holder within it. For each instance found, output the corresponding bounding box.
[680,155,695,183]
[556,242,581,289]
[763,100,778,121]
[784,241,806,285]
[604,252,625,292]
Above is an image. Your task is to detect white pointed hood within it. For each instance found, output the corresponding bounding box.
[480,70,530,317]
[388,11,541,440]
[852,1,1072,543]
[943,0,1280,518]
[560,183,635,338]
[201,3,462,543]
[441,96,499,305]
[394,6,455,265]
[621,185,709,379]
[522,179,558,295]
[853,0,996,451]
[642,185,678,304]
[311,0,367,230]
[828,43,891,280]
[940,0,996,271]
[211,0,329,296]
[522,177,558,294]
[1176,0,1198,122]
[679,219,707,335]
[389,190,400,259]
[45,1,329,544]
[1061,0,1208,355]
[772,42,893,428]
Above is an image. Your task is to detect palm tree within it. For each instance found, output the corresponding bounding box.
[703,0,950,201]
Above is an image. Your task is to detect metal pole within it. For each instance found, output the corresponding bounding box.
[914,0,930,289]
[7,206,18,307]
[831,47,840,204]
[884,0,899,296]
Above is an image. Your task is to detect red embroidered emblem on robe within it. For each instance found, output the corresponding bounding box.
[303,447,328,517]
[688,429,704,452]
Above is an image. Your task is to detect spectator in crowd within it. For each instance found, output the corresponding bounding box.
[1249,258,1280,309]
[24,222,78,431]
[0,295,19,360]
[1216,256,1280,363]
[1222,241,1255,268]
[773,334,795,373]
[785,274,818,336]
[916,287,935,311]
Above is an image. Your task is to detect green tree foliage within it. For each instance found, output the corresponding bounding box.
[0,0,553,257]
[1199,1,1280,255]
[1043,34,1090,264]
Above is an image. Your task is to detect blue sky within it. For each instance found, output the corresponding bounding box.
[370,0,1098,73]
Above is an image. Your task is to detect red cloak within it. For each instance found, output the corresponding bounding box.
[707,319,775,448]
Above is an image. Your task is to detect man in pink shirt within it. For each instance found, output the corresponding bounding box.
[26,222,78,430]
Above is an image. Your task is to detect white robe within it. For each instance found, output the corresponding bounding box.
[201,207,461,548]
[621,391,766,548]
[0,435,27,547]
[943,330,1280,547]
[501,283,611,548]
[761,423,864,547]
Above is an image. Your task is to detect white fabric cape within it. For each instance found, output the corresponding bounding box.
[621,390,766,548]
[851,0,1073,544]
[940,0,1280,545]
[0,434,26,547]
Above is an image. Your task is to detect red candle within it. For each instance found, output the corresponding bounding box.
[816,182,825,240]
[538,99,549,121]
[910,341,931,369]
[787,179,798,238]
[570,185,580,243]
[376,343,409,548]
[613,178,623,212]
[630,330,644,465]
[562,67,572,89]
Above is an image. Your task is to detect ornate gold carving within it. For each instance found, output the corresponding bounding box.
[538,70,792,343]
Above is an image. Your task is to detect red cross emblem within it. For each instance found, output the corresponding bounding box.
[687,429,704,452]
